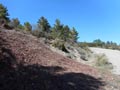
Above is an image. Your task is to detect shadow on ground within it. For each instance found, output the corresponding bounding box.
[0,62,105,90]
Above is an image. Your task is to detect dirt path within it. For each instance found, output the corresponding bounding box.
[90,47,120,75]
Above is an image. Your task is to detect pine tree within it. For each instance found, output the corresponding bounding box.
[0,4,9,26]
[60,25,70,41]
[93,39,104,47]
[24,22,32,32]
[9,18,20,28]
[37,16,51,34]
[70,27,78,43]
[9,18,24,30]
[51,19,63,39]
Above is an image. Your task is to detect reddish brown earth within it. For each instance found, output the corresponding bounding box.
[0,30,105,90]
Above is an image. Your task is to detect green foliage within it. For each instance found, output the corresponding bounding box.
[9,18,20,28]
[24,22,32,32]
[51,19,79,50]
[51,19,63,39]
[59,25,70,42]
[37,16,51,37]
[70,27,78,43]
[78,42,88,48]
[105,41,118,50]
[51,19,78,44]
[0,3,79,50]
[93,39,105,47]
[80,39,120,50]
[0,4,9,26]
[9,18,25,31]
[52,39,68,53]
[95,54,108,66]
[95,54,113,69]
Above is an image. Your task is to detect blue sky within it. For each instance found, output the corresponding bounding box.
[1,0,120,43]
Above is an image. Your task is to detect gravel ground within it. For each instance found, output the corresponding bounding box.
[90,47,120,75]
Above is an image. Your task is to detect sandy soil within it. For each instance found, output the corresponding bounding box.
[90,47,120,75]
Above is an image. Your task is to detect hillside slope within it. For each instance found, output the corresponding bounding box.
[0,30,107,90]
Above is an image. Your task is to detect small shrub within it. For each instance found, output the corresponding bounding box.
[52,39,69,53]
[95,54,108,66]
[95,54,113,69]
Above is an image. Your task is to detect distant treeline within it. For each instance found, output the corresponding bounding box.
[79,39,120,50]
